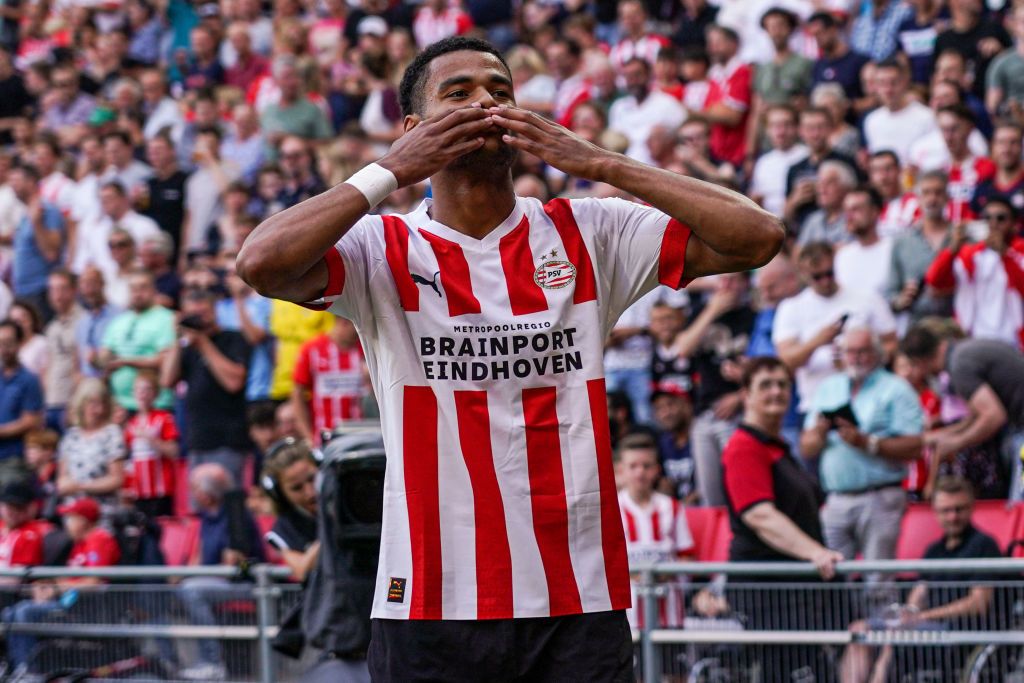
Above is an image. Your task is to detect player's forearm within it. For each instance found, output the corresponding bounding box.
[595,154,784,275]
[238,182,370,302]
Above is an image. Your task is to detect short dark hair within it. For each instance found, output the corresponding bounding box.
[103,130,132,147]
[11,299,42,335]
[622,56,650,74]
[934,475,975,500]
[937,103,975,125]
[196,125,222,142]
[679,46,709,67]
[34,133,61,158]
[706,23,739,44]
[994,120,1024,139]
[849,184,884,210]
[869,149,900,168]
[799,106,832,126]
[398,36,511,117]
[11,163,40,182]
[741,356,791,389]
[806,11,838,28]
[874,57,905,74]
[101,180,128,197]
[764,103,797,124]
[0,319,23,343]
[899,324,941,360]
[613,432,658,464]
[48,267,76,288]
[984,194,1017,218]
[797,241,834,263]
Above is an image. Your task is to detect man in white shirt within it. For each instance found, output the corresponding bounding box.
[69,135,108,227]
[907,80,989,173]
[863,59,936,165]
[609,58,686,166]
[101,131,153,196]
[774,241,898,414]
[749,104,808,217]
[34,136,76,216]
[140,70,185,144]
[869,150,920,240]
[72,181,161,280]
[835,186,893,297]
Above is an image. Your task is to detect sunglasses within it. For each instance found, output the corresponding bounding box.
[983,212,1011,222]
[109,240,132,249]
[810,269,834,282]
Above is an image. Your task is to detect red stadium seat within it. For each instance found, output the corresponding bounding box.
[896,500,1016,559]
[1009,503,1024,558]
[157,516,200,566]
[684,506,732,562]
[969,500,1017,552]
[173,459,192,517]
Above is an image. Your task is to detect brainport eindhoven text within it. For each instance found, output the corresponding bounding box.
[420,327,583,381]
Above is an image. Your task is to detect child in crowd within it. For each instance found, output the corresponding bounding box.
[24,429,58,499]
[123,370,180,518]
[616,433,694,629]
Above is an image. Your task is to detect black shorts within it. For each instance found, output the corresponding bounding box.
[368,610,633,683]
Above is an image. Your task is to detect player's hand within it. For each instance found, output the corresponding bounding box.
[488,105,610,180]
[378,105,495,187]
[810,547,843,580]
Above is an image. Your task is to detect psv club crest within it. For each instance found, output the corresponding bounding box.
[533,259,577,290]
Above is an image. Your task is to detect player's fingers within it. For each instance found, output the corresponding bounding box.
[490,114,546,141]
[444,136,486,158]
[443,116,500,140]
[428,106,490,130]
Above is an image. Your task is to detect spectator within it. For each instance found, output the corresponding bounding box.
[672,273,753,506]
[704,24,752,168]
[183,126,241,257]
[936,104,995,224]
[161,289,251,488]
[412,0,473,49]
[218,260,273,403]
[223,23,268,89]
[897,0,947,85]
[751,8,812,110]
[141,232,183,310]
[835,186,893,297]
[886,170,955,328]
[869,150,921,240]
[34,134,76,216]
[220,104,266,186]
[650,385,697,504]
[269,301,334,402]
[800,328,923,565]
[10,299,47,378]
[126,0,163,67]
[798,160,855,246]
[926,195,1024,348]
[784,107,857,228]
[278,135,326,209]
[546,38,590,128]
[850,0,913,62]
[902,325,1024,501]
[69,135,108,227]
[863,59,937,165]
[0,480,46,575]
[275,400,302,441]
[608,57,685,166]
[260,55,333,145]
[972,121,1024,234]
[99,269,176,412]
[604,289,670,427]
[143,133,189,260]
[2,496,119,675]
[72,181,161,282]
[140,69,185,143]
[39,66,96,148]
[748,104,807,217]
[292,315,367,444]
[985,4,1024,119]
[261,438,319,582]
[123,370,179,519]
[841,476,1002,682]
[616,433,692,628]
[9,164,65,319]
[649,301,695,392]
[719,356,842,680]
[177,90,221,171]
[24,429,58,508]
[774,242,898,415]
[674,117,737,186]
[672,0,718,50]
[932,49,992,137]
[906,78,990,175]
[609,0,669,71]
[807,11,871,107]
[179,462,264,681]
[55,378,126,510]
[101,130,154,197]
[75,266,120,380]
[810,83,861,159]
[183,25,224,92]
[42,269,81,432]
[935,0,1010,101]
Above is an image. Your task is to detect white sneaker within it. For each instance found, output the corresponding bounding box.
[179,662,227,681]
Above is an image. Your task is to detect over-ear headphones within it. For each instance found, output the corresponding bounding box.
[261,437,322,512]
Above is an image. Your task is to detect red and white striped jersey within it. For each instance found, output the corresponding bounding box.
[609,34,671,72]
[553,74,592,128]
[412,6,473,48]
[293,334,366,440]
[124,410,179,500]
[680,79,722,114]
[619,490,693,628]
[309,196,693,620]
[945,155,995,224]
[878,193,921,240]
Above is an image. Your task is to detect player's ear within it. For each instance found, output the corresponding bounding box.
[403,114,421,133]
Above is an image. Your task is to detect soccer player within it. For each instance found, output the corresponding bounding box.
[238,36,782,682]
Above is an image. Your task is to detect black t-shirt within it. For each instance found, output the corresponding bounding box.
[144,170,189,258]
[690,305,755,412]
[947,339,1024,428]
[971,172,1024,235]
[181,329,252,451]
[934,19,1011,99]
[671,4,718,48]
[811,50,871,101]
[155,271,182,309]
[921,525,1002,624]
[723,424,826,562]
[266,506,318,553]
[0,74,31,144]
[651,343,695,393]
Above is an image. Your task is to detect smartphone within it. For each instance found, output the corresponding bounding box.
[179,314,206,331]
[837,313,850,329]
[822,403,859,428]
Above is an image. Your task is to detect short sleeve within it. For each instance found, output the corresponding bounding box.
[886,377,924,437]
[158,412,180,441]
[721,67,752,112]
[9,530,43,566]
[565,197,692,326]
[303,218,375,326]
[153,311,177,350]
[105,425,128,462]
[722,433,776,514]
[985,52,1008,91]
[948,348,986,402]
[673,500,694,555]
[865,292,897,335]
[84,532,121,567]
[22,374,43,412]
[771,296,800,345]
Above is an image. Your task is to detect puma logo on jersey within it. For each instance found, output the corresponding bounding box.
[411,271,442,298]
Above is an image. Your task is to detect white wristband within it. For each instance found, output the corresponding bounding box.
[345,162,398,208]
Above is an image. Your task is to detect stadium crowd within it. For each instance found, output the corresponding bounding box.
[0,0,1023,678]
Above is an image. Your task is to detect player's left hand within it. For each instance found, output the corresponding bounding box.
[488,106,611,181]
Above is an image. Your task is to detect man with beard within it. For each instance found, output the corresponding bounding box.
[834,186,893,297]
[651,384,697,505]
[800,327,923,568]
[608,57,685,166]
[237,36,782,681]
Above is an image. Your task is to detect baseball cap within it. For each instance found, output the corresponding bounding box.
[357,16,388,38]
[57,497,101,523]
[0,480,38,506]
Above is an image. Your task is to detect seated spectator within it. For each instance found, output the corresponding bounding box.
[902,324,1024,501]
[868,150,920,240]
[616,434,692,629]
[800,328,923,569]
[262,439,319,582]
[718,356,842,681]
[925,195,1024,349]
[834,186,893,298]
[0,320,43,461]
[123,371,179,519]
[784,107,858,228]
[56,378,127,512]
[650,385,697,505]
[862,59,936,166]
[10,299,47,377]
[292,315,367,444]
[2,496,119,675]
[179,463,264,681]
[797,160,855,246]
[773,242,897,416]
[0,480,46,578]
[748,105,808,218]
[840,476,1002,683]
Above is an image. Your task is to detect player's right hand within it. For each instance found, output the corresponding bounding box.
[378,105,497,187]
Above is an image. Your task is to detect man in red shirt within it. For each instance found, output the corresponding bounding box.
[938,104,995,223]
[292,315,368,443]
[703,24,752,168]
[0,481,46,577]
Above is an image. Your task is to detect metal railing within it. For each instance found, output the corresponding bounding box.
[2,559,1023,682]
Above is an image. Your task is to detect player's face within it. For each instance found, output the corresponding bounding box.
[415,50,518,171]
[620,449,660,495]
[743,368,790,420]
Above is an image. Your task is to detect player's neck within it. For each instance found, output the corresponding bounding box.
[430,170,517,240]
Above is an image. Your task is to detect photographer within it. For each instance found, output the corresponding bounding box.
[161,289,251,489]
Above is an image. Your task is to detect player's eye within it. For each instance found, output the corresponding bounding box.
[492,90,510,98]
[446,89,468,98]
